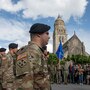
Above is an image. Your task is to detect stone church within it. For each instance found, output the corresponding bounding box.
[53,15,89,57]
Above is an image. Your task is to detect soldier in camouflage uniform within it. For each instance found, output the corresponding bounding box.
[63,61,69,84]
[0,48,7,90]
[49,62,55,84]
[15,23,51,90]
[56,61,62,84]
[3,43,18,90]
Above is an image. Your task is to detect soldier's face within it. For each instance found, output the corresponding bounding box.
[0,52,5,55]
[40,31,50,46]
[13,48,18,53]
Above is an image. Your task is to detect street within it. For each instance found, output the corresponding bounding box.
[51,84,90,90]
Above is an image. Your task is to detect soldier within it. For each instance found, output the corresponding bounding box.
[64,61,69,84]
[49,62,56,84]
[3,43,18,90]
[0,48,7,90]
[15,23,51,90]
[56,61,62,84]
[29,23,51,90]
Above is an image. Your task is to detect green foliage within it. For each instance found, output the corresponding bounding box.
[66,55,71,61]
[66,54,90,64]
[48,53,58,64]
[60,60,65,65]
[48,53,90,65]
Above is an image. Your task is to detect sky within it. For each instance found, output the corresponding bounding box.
[0,0,90,54]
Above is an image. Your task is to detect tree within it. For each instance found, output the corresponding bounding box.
[48,53,58,64]
[69,54,90,64]
[66,55,71,61]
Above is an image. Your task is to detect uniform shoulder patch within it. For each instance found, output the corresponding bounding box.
[17,52,27,60]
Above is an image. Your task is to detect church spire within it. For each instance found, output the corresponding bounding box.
[53,15,67,53]
[58,14,61,18]
[74,31,76,35]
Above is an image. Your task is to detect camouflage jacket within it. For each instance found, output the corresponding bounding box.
[15,41,51,90]
[3,52,16,83]
[29,42,50,89]
[0,54,7,82]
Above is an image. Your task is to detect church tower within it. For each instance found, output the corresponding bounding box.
[53,15,67,53]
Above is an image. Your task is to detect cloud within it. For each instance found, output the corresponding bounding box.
[0,0,88,22]
[0,0,89,54]
[47,32,53,53]
[0,16,53,52]
[47,43,53,53]
[0,17,30,49]
[20,0,88,22]
[0,17,89,54]
[0,0,24,13]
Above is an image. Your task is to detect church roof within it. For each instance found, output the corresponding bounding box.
[85,52,90,56]
[63,32,90,56]
[63,32,82,47]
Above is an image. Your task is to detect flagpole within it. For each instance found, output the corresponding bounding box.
[59,59,60,68]
[59,54,60,67]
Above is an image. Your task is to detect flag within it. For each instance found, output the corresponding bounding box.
[56,40,64,60]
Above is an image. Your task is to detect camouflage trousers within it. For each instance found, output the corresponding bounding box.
[56,70,62,84]
[50,72,55,83]
[64,70,68,84]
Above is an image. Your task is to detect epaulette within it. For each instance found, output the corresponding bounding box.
[17,45,28,55]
